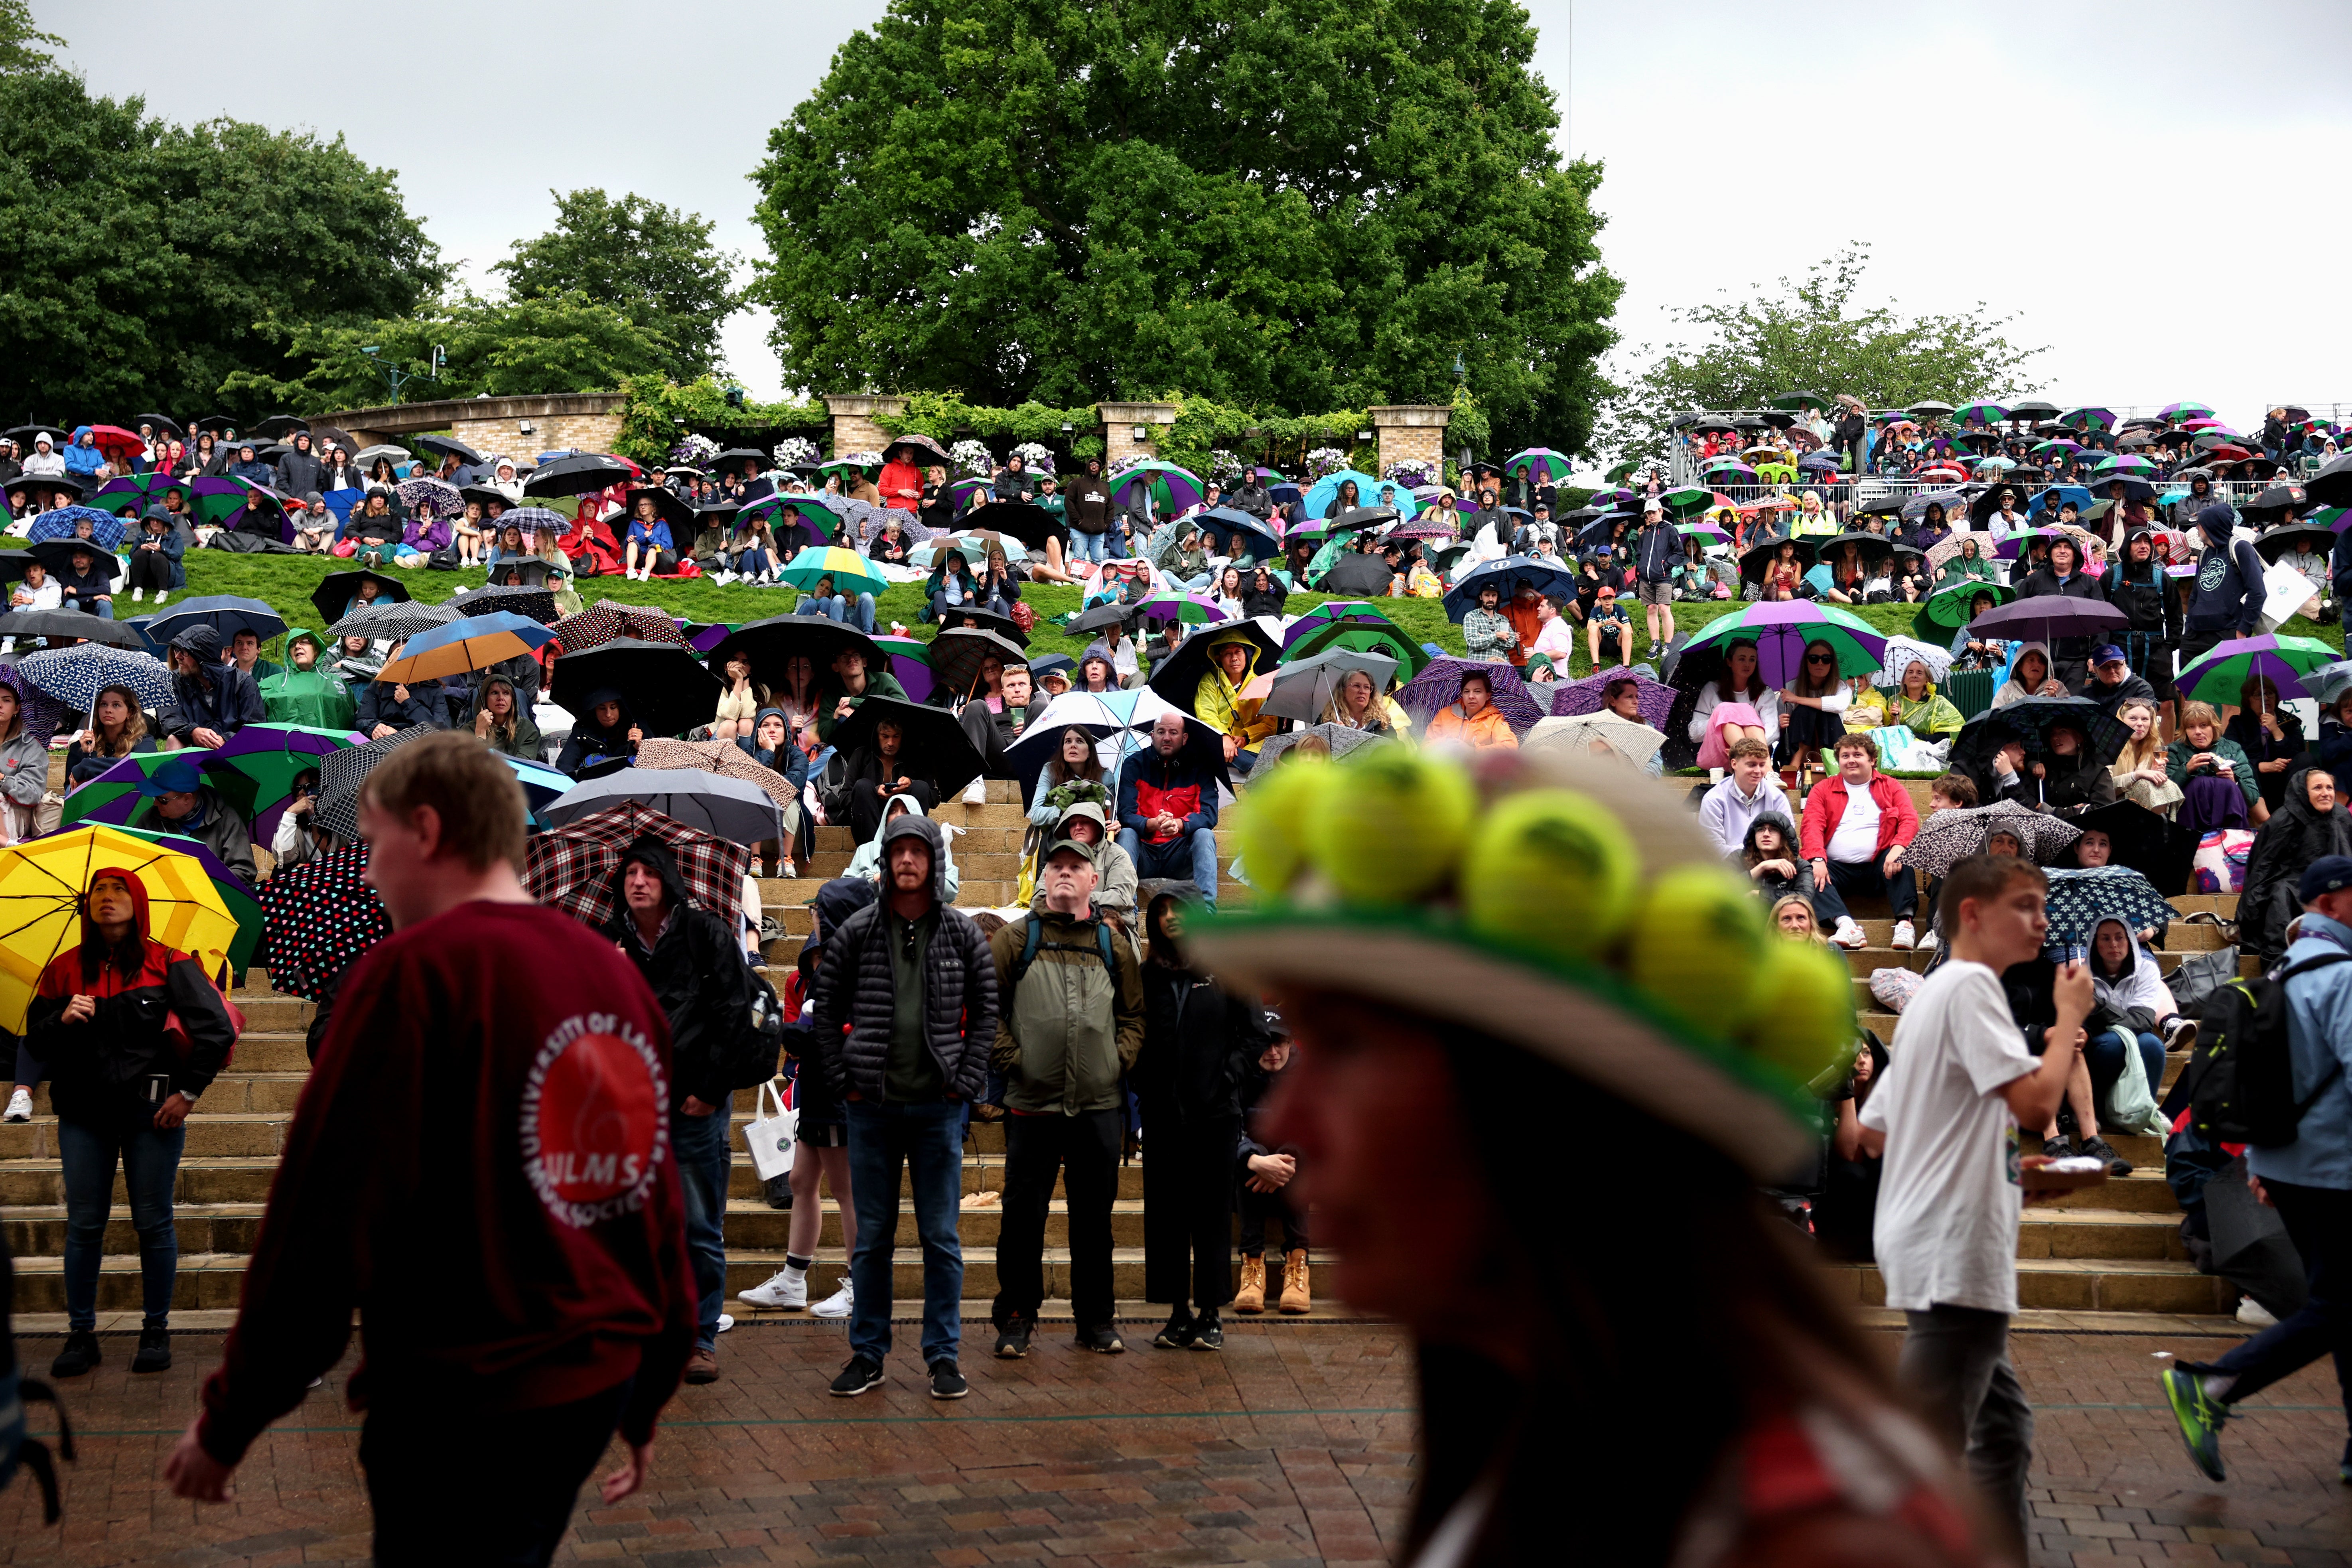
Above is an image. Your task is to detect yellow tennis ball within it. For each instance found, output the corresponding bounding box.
[1459,787,1638,959]
[1746,940,1859,1085]
[1625,864,1771,1032]
[1232,755,1333,892]
[1303,748,1477,903]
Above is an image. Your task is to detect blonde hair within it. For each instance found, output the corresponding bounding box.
[1768,894,1825,945]
[2179,700,2221,736]
[2113,697,2164,773]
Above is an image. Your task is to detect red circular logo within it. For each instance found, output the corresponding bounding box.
[520,1014,666,1228]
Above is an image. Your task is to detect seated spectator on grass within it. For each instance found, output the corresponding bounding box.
[1425,668,1518,751]
[1688,639,1777,770]
[1584,586,1633,670]
[356,642,448,741]
[1699,737,1794,856]
[1116,712,1223,910]
[1799,732,1921,951]
[2167,700,2262,833]
[1461,582,1518,661]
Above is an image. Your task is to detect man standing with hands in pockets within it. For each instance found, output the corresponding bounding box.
[1859,852,2093,1554]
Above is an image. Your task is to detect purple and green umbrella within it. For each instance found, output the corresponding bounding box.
[1283,615,1430,680]
[1110,461,1206,518]
[89,472,193,516]
[203,724,366,844]
[60,749,210,828]
[2159,400,2216,424]
[1954,401,2011,426]
[2059,406,2116,432]
[1678,521,1732,543]
[2176,634,2344,706]
[1133,592,1228,625]
[873,633,934,705]
[188,475,285,535]
[1682,601,1888,686]
[1282,600,1394,647]
[1503,448,1573,482]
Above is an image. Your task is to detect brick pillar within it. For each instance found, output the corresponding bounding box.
[822,394,908,459]
[1368,406,1453,479]
[1096,402,1179,469]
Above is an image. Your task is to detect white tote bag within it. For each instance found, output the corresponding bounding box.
[741,1077,799,1182]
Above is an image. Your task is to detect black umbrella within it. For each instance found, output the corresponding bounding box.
[459,483,512,511]
[314,726,434,841]
[2238,483,2307,521]
[482,557,560,589]
[2008,400,2060,421]
[1815,529,1897,565]
[0,549,41,586]
[5,473,83,504]
[927,627,1028,701]
[969,501,1061,550]
[1970,485,2031,527]
[2066,799,2193,892]
[1327,505,1401,535]
[691,501,741,532]
[28,538,118,576]
[133,413,185,440]
[881,434,953,472]
[2307,451,2352,510]
[1952,697,2131,777]
[551,637,723,740]
[620,485,696,531]
[2254,522,2338,564]
[1068,602,1136,636]
[523,453,637,499]
[310,570,410,627]
[253,414,310,439]
[710,448,768,475]
[929,604,1027,647]
[1146,619,1282,716]
[2206,1156,2309,1319]
[1853,493,1906,519]
[450,582,560,625]
[826,694,986,799]
[308,424,356,456]
[1908,401,1956,420]
[1316,551,1394,597]
[0,607,150,648]
[2,425,66,447]
[414,433,483,465]
[710,614,885,688]
[1738,537,1818,585]
[191,414,238,434]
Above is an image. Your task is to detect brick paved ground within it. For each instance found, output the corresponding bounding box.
[3,1322,2347,1566]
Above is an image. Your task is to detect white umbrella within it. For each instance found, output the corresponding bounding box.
[1525,714,1664,770]
[1881,635,1953,687]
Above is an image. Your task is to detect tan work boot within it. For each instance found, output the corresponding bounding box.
[1234,1254,1267,1314]
[1278,1250,1310,1315]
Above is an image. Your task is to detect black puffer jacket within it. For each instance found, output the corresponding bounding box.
[602,835,756,1107]
[811,815,997,1101]
[1134,886,1268,1123]
[2240,768,2352,962]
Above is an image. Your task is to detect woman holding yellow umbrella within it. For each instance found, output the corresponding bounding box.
[6,828,241,1381]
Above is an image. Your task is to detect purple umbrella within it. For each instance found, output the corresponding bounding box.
[1969,597,2130,643]
[1550,671,1676,730]
[1396,657,1546,736]
[687,623,733,653]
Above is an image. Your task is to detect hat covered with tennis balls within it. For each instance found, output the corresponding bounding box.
[1187,744,1853,1177]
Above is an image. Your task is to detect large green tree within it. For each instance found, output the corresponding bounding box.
[0,0,64,75]
[751,0,1621,455]
[493,188,740,383]
[1604,245,2046,469]
[0,62,446,424]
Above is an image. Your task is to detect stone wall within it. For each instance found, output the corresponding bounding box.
[1098,402,1178,469]
[1368,406,1451,480]
[323,394,626,462]
[822,395,907,460]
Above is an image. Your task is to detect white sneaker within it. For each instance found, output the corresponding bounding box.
[810,1279,854,1319]
[3,1085,30,1122]
[961,777,987,806]
[1917,929,1939,954]
[1830,917,1867,950]
[717,1313,735,1333]
[2237,1297,2279,1329]
[1890,919,1916,951]
[132,587,144,602]
[739,1266,810,1310]
[152,590,168,605]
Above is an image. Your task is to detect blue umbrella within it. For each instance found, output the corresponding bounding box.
[26,507,126,548]
[1440,555,1577,623]
[144,595,288,645]
[14,644,175,712]
[1189,506,1281,561]
[505,755,571,815]
[2027,485,2094,520]
[1303,470,1418,521]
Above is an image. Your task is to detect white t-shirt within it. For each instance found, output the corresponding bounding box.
[1827,782,1881,864]
[1860,961,2039,1314]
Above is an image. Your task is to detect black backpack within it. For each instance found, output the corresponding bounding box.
[718,954,789,1091]
[1,1229,74,1523]
[2186,951,2352,1147]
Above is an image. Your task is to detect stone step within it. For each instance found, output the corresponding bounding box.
[0,1113,293,1161]
[1826,1255,2233,1316]
[2037,1170,2182,1214]
[22,1075,311,1117]
[1830,945,2235,979]
[2016,1207,2191,1262]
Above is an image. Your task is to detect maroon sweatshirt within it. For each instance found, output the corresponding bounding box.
[199,900,696,1464]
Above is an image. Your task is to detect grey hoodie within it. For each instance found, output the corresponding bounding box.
[844,791,961,900]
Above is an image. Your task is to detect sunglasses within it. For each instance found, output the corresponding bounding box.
[1806,653,1836,663]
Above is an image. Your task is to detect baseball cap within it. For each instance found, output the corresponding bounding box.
[2300,855,2352,905]
[2092,645,2129,667]
[1643,499,1663,514]
[1044,836,1098,869]
[1597,585,1617,599]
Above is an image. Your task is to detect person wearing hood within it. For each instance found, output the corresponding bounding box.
[28,865,237,1378]
[20,432,64,478]
[2025,721,2117,812]
[1191,629,1276,777]
[734,705,812,875]
[128,756,259,886]
[1738,811,1820,912]
[2181,503,2269,685]
[468,674,542,759]
[489,456,522,502]
[393,506,452,568]
[1873,653,1965,740]
[812,643,911,747]
[604,835,759,1387]
[1134,879,1267,1351]
[810,813,997,1399]
[0,673,49,840]
[121,505,183,602]
[2239,767,2352,962]
[2015,535,2109,686]
[556,688,642,777]
[357,641,450,741]
[845,791,960,901]
[324,633,385,690]
[1043,800,1136,921]
[274,431,322,497]
[160,626,264,748]
[63,426,105,479]
[1991,641,2068,709]
[227,442,275,489]
[2083,917,2185,1120]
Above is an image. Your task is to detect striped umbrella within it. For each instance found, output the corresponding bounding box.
[2159,401,2216,424]
[2177,634,2344,705]
[778,545,889,594]
[326,598,460,641]
[1132,593,1228,625]
[1953,402,2011,425]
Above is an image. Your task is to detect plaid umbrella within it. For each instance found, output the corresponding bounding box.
[2043,867,2177,946]
[0,663,68,748]
[526,801,752,934]
[552,600,687,652]
[450,582,561,625]
[326,598,460,641]
[1904,800,2082,878]
[313,726,434,841]
[637,737,800,812]
[395,477,462,518]
[26,507,126,547]
[1548,671,1675,730]
[1395,656,1546,735]
[256,843,388,1000]
[15,645,173,712]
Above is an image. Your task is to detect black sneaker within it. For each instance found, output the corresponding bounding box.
[131,1325,171,1373]
[2079,1135,2134,1177]
[1076,1323,1126,1355]
[1151,1309,1196,1350]
[1191,1311,1223,1351]
[993,1316,1033,1359]
[828,1355,884,1396]
[762,1172,794,1210]
[929,1359,969,1400]
[2041,1134,2074,1161]
[49,1329,101,1378]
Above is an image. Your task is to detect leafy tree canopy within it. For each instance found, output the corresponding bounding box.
[751,0,1621,456]
[0,62,446,423]
[493,188,740,384]
[1604,244,2046,469]
[0,0,64,75]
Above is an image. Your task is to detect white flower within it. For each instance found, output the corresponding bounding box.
[1303,447,1349,481]
[1207,448,1246,485]
[669,432,721,465]
[771,436,819,469]
[1011,441,1055,471]
[949,439,994,475]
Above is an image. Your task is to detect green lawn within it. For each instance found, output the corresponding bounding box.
[172,554,2343,680]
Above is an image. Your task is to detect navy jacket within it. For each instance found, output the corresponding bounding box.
[2186,535,2269,635]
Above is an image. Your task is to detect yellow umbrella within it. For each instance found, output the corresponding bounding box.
[0,824,241,1031]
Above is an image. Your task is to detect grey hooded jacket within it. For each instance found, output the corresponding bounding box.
[810,814,997,1102]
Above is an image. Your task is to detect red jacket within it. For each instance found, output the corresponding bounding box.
[1799,771,1920,862]
[198,900,696,1465]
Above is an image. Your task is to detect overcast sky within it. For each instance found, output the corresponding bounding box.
[40,0,2352,443]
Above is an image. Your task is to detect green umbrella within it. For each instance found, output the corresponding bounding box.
[107,824,263,976]
[1660,485,1714,517]
[1770,391,1831,411]
[778,545,890,594]
[1918,578,2015,629]
[60,749,208,829]
[2175,634,2344,706]
[1954,402,2011,425]
[201,724,364,844]
[89,471,193,516]
[258,670,358,734]
[1283,617,1431,680]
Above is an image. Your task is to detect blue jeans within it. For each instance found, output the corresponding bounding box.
[2186,1180,2352,1465]
[1068,529,1108,565]
[59,1110,185,1331]
[732,548,772,577]
[804,592,876,635]
[843,1097,965,1366]
[1117,825,1220,911]
[2084,1030,2165,1106]
[69,598,114,619]
[670,1096,731,1351]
